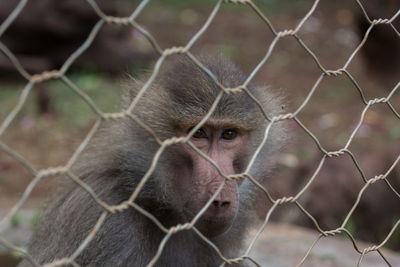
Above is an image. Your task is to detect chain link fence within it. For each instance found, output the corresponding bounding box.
[0,0,399,266]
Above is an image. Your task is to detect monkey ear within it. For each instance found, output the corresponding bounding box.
[252,85,289,152]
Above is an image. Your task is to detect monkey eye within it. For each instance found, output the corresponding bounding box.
[189,127,208,139]
[221,129,237,140]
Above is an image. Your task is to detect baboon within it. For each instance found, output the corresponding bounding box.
[19,54,285,266]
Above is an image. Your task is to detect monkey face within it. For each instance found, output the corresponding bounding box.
[173,119,249,238]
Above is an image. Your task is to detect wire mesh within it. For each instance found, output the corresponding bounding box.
[0,0,399,266]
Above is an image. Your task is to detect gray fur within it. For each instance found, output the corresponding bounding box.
[19,54,285,267]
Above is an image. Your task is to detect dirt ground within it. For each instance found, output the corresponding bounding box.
[250,223,400,267]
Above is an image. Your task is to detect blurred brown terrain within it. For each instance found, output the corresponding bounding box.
[0,0,399,266]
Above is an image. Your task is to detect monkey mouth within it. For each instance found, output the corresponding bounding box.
[183,205,236,237]
[200,217,231,225]
[195,216,234,238]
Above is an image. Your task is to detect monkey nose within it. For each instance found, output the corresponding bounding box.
[212,200,231,209]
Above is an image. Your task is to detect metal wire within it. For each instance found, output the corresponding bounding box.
[0,0,399,266]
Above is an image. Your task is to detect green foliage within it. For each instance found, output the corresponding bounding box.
[50,72,122,128]
[0,83,24,118]
[29,210,42,231]
[152,0,215,8]
[255,0,311,15]
[10,214,21,228]
[344,217,355,235]
[147,0,310,15]
[0,72,122,130]
[389,126,400,140]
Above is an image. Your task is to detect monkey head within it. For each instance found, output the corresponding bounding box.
[19,53,286,267]
[125,54,283,239]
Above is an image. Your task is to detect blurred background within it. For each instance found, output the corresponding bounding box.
[0,0,399,266]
